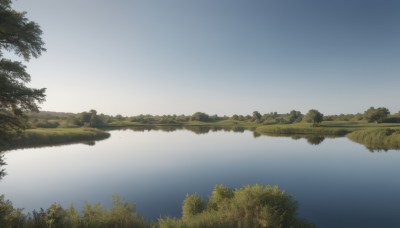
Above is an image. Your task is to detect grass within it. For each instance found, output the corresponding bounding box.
[347,128,400,151]
[255,122,350,136]
[255,121,400,137]
[2,128,110,150]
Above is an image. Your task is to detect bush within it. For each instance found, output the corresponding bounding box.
[182,194,206,220]
[160,184,314,228]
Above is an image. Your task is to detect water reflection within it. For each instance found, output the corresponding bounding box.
[109,126,333,146]
[2,127,400,228]
[110,125,248,135]
[111,126,330,146]
[305,136,325,145]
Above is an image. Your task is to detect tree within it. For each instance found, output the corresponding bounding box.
[252,111,262,122]
[190,112,210,122]
[0,0,46,145]
[288,110,303,123]
[304,109,323,126]
[363,107,390,123]
[182,194,206,220]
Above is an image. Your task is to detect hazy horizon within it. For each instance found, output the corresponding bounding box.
[9,0,400,116]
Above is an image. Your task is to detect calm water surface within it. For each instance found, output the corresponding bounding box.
[1,127,400,228]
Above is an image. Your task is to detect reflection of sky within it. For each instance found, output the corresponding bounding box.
[1,129,400,227]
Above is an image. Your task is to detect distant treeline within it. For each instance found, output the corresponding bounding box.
[26,107,400,129]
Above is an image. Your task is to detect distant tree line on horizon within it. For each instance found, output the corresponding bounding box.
[24,107,400,129]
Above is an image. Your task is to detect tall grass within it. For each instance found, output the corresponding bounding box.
[347,128,400,151]
[2,128,110,150]
[256,124,349,136]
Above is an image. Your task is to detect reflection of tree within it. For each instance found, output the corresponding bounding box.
[253,132,261,138]
[82,141,95,146]
[0,154,6,181]
[184,126,211,134]
[232,127,245,133]
[128,126,183,132]
[367,147,389,153]
[125,126,248,135]
[305,136,325,145]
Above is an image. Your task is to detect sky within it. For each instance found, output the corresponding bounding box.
[8,0,400,116]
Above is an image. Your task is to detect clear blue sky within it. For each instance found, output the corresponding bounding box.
[10,0,400,116]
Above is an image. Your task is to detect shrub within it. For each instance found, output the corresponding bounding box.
[160,184,314,228]
[182,194,206,220]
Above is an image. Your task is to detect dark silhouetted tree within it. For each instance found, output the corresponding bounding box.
[0,0,46,145]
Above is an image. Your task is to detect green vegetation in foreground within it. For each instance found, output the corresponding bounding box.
[1,128,110,150]
[347,128,400,151]
[160,184,313,228]
[0,184,313,228]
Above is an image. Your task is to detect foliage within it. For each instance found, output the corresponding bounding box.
[182,194,206,220]
[324,113,363,121]
[34,120,60,128]
[0,194,149,228]
[252,111,262,122]
[76,110,105,127]
[288,110,303,123]
[159,184,314,228]
[0,185,313,228]
[303,109,323,126]
[347,128,400,151]
[0,0,46,146]
[191,112,211,122]
[0,195,25,227]
[363,107,390,123]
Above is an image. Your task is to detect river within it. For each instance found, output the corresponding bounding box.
[1,126,399,227]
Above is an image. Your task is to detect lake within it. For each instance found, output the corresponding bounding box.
[1,126,400,228]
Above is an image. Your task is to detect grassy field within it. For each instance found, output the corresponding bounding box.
[2,128,110,150]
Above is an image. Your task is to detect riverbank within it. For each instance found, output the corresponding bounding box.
[3,121,400,151]
[1,128,110,151]
[347,128,400,151]
[254,121,400,136]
